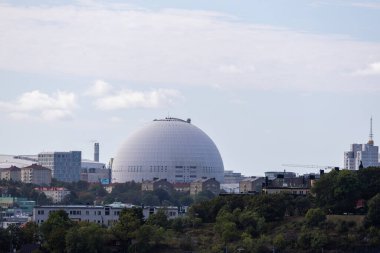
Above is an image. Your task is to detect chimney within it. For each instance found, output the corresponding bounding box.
[94,143,99,162]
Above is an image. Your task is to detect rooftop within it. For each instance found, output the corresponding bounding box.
[153,117,191,123]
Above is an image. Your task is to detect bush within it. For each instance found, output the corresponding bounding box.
[305,208,326,227]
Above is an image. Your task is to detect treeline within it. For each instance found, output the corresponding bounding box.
[1,179,217,207]
[0,208,201,253]
[3,167,380,252]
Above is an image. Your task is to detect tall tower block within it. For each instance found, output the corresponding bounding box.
[94,143,100,162]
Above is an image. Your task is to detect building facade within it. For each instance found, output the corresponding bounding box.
[344,143,379,170]
[38,151,81,182]
[112,118,224,183]
[32,204,185,227]
[0,166,21,181]
[224,170,245,184]
[344,118,380,170]
[21,164,52,185]
[262,177,311,196]
[190,178,220,196]
[34,187,71,203]
[80,160,109,183]
[239,177,265,193]
[141,178,174,192]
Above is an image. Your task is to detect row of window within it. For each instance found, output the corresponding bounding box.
[36,209,121,216]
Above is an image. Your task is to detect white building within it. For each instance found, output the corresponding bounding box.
[112,117,224,183]
[32,203,185,227]
[80,160,110,183]
[344,118,380,170]
[34,187,71,203]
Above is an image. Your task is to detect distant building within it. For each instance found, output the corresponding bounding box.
[38,151,81,182]
[21,164,52,185]
[0,197,35,215]
[141,178,173,192]
[262,176,311,196]
[80,160,109,183]
[0,166,21,182]
[264,171,296,181]
[34,187,70,203]
[190,178,220,196]
[224,170,245,184]
[239,177,265,193]
[344,118,380,170]
[0,154,37,169]
[33,203,185,227]
[173,182,190,192]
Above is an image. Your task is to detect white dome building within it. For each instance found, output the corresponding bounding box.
[112,118,224,183]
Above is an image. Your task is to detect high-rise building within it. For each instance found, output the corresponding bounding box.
[38,151,81,182]
[344,118,380,170]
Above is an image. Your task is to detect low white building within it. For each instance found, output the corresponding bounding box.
[33,203,185,227]
[34,187,70,203]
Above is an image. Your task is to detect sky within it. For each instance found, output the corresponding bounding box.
[1,0,380,177]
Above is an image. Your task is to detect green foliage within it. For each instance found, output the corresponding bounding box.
[40,210,75,253]
[194,190,216,203]
[357,167,380,200]
[111,207,144,251]
[133,224,165,252]
[146,209,169,228]
[366,193,380,227]
[312,170,360,214]
[297,230,329,250]
[305,208,326,227]
[248,194,287,222]
[273,233,286,251]
[22,222,39,244]
[65,223,110,253]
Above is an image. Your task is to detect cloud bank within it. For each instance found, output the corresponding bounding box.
[0,2,380,92]
[0,90,77,121]
[86,80,183,110]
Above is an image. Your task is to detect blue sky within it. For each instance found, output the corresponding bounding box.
[1,0,380,176]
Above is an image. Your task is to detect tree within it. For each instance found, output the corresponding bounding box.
[366,193,380,227]
[358,167,380,200]
[111,207,144,252]
[65,223,110,253]
[305,208,326,227]
[40,210,75,253]
[312,170,360,214]
[21,221,39,244]
[133,224,165,253]
[248,194,287,222]
[146,209,169,228]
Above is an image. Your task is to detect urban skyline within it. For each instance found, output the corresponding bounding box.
[1,0,380,176]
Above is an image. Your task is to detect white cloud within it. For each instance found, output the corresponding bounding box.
[0,2,380,92]
[0,90,77,121]
[95,88,183,110]
[354,62,380,76]
[351,2,380,9]
[85,80,113,97]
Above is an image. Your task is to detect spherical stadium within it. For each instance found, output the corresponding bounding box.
[112,117,224,183]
